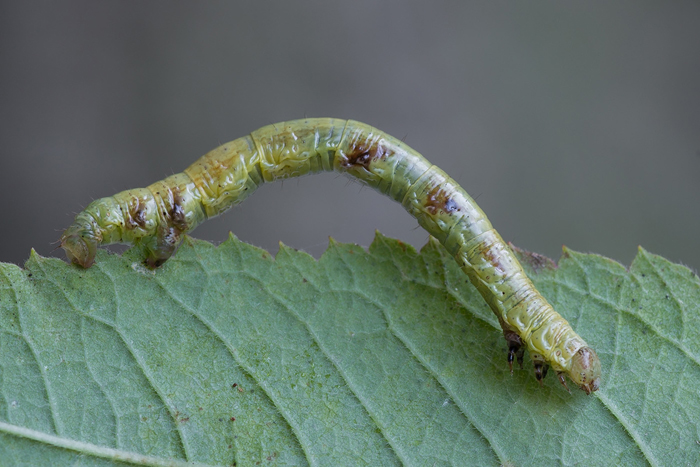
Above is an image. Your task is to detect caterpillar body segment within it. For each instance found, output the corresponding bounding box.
[61,118,601,393]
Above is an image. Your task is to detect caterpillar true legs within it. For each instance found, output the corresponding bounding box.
[61,118,601,394]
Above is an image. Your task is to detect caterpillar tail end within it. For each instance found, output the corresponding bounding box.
[60,227,98,269]
[569,347,602,395]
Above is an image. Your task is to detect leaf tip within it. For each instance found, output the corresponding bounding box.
[26,248,46,268]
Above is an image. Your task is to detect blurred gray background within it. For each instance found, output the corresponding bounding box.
[2,1,699,271]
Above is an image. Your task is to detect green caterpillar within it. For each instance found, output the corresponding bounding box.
[61,118,601,394]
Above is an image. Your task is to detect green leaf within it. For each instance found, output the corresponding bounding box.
[1,234,698,466]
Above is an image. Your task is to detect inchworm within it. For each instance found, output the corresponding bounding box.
[61,118,601,394]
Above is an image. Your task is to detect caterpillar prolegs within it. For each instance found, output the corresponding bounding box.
[61,118,601,394]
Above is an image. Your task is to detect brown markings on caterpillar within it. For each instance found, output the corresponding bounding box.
[122,198,148,231]
[149,190,188,268]
[424,185,460,215]
[168,191,188,232]
[341,136,388,169]
[476,239,508,276]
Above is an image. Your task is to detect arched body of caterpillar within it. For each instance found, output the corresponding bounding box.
[61,118,601,394]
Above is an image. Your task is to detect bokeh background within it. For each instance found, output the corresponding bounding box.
[2,1,699,272]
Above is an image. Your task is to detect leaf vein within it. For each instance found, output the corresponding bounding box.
[321,248,506,464]
[150,265,314,467]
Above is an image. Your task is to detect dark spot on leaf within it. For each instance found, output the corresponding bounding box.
[510,243,557,272]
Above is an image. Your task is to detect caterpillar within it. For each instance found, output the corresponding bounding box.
[61,118,601,394]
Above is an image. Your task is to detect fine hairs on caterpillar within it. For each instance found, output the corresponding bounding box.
[61,118,601,394]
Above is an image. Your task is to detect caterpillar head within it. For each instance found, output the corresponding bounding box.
[569,347,601,394]
[60,226,98,268]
